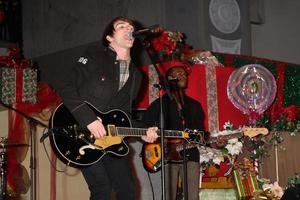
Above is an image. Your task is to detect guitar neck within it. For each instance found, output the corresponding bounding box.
[208,131,243,144]
[207,127,269,144]
[112,126,187,138]
[175,142,198,152]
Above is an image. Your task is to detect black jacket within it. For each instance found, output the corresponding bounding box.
[57,44,142,127]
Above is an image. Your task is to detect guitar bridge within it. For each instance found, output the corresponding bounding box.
[153,160,162,171]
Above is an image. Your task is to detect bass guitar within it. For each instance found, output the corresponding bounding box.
[141,127,268,173]
[49,102,202,168]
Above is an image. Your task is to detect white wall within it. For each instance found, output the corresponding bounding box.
[0,109,8,138]
[251,0,300,65]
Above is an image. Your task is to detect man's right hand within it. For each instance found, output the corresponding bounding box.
[87,118,107,138]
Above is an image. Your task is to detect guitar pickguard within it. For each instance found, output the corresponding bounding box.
[94,135,123,149]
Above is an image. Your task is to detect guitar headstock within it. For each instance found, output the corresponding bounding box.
[243,127,269,138]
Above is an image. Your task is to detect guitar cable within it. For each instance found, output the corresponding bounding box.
[139,151,156,200]
[146,171,156,200]
[41,127,69,173]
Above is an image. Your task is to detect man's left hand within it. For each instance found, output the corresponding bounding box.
[142,127,158,143]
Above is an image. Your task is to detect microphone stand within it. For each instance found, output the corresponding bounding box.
[135,35,173,200]
[0,101,50,200]
[175,92,189,200]
[182,140,188,200]
[0,143,7,200]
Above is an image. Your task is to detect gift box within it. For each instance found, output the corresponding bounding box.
[201,174,234,189]
[0,48,37,105]
[233,158,259,200]
[201,158,235,189]
[0,67,16,104]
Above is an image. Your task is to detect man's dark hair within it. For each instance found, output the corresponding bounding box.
[102,16,135,47]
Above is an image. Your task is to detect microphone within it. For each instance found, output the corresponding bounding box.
[128,24,162,39]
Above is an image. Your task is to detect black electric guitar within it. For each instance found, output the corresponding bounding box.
[49,102,202,168]
[141,127,268,173]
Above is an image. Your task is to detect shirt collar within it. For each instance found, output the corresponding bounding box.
[108,46,131,62]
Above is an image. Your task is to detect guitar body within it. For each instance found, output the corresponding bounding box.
[142,139,196,173]
[141,141,162,173]
[50,102,131,168]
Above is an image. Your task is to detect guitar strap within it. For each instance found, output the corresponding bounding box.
[172,91,186,130]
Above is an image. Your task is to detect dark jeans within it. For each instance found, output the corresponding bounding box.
[81,155,135,200]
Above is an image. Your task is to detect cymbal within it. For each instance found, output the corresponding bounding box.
[0,143,30,148]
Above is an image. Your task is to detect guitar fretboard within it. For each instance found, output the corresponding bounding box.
[114,127,186,138]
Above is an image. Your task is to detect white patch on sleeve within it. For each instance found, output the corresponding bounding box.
[78,57,88,64]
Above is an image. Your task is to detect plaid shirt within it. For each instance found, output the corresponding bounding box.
[118,59,130,90]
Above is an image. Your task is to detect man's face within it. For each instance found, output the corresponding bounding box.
[107,20,135,49]
[168,67,188,89]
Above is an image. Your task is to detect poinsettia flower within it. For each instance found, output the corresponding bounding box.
[198,146,226,166]
[223,121,233,130]
[262,181,284,198]
[212,155,224,165]
[271,181,284,198]
[200,154,211,164]
[206,151,215,159]
[149,29,184,57]
[225,138,243,156]
[227,138,238,144]
[285,105,297,122]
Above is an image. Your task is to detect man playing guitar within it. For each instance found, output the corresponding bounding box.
[142,62,205,200]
